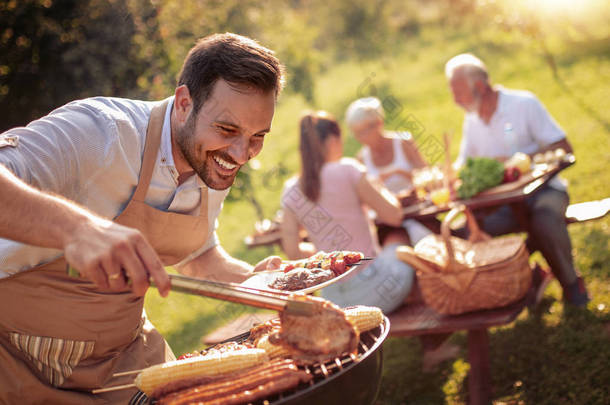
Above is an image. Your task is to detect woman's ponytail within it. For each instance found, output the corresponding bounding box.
[298,111,340,202]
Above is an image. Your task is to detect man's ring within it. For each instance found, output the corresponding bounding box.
[108,273,121,281]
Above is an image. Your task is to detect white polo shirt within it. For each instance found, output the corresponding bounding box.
[0,96,228,278]
[456,87,567,190]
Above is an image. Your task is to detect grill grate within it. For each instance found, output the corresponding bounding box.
[130,317,388,405]
[267,323,385,405]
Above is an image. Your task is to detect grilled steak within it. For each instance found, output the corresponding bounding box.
[278,295,358,363]
[268,267,335,291]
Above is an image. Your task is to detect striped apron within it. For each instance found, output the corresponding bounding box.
[0,100,209,404]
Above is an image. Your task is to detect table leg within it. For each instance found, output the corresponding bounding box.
[467,328,491,405]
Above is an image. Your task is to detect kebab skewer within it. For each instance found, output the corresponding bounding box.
[281,250,367,275]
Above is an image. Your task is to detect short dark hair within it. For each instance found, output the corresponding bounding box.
[177,33,285,112]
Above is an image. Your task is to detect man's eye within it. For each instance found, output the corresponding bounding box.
[217,125,236,134]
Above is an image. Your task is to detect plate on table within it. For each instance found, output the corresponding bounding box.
[475,162,558,197]
[241,263,363,295]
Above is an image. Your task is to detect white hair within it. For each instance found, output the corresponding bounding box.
[445,53,488,86]
[345,97,384,127]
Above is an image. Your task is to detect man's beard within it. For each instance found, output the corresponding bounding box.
[464,88,482,113]
[463,96,481,113]
[175,114,240,190]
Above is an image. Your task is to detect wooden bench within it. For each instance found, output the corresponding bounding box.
[388,285,538,405]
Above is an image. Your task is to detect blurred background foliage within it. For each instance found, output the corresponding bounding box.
[0,0,169,132]
[2,0,608,130]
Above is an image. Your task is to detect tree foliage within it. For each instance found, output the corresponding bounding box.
[2,0,607,130]
[0,0,168,131]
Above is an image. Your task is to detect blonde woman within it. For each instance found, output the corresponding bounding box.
[346,96,433,245]
[280,111,414,313]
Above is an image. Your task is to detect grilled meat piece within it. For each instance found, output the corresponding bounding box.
[278,295,358,363]
[247,318,281,346]
[269,267,334,291]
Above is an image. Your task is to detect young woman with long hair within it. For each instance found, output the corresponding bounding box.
[280,110,414,313]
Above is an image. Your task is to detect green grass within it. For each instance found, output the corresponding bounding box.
[145,21,610,405]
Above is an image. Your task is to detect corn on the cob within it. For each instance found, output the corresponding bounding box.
[135,348,267,395]
[256,334,291,359]
[345,306,383,333]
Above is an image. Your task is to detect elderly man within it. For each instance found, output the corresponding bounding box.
[445,53,589,307]
[0,33,284,403]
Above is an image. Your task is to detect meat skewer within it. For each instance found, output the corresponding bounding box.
[254,255,374,275]
[92,382,136,394]
[280,250,368,275]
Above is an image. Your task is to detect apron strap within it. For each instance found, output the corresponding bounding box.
[199,184,208,217]
[132,99,208,218]
[132,100,168,202]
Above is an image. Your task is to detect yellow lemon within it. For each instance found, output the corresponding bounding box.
[430,188,450,206]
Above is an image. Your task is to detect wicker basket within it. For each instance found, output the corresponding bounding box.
[396,205,532,315]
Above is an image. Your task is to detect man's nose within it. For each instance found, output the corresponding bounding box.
[227,136,250,165]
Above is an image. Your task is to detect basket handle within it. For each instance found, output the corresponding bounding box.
[441,204,491,270]
[395,245,439,274]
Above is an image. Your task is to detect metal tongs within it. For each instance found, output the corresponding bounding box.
[157,274,317,316]
[68,265,317,316]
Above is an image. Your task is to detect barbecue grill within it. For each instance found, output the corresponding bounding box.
[129,315,390,405]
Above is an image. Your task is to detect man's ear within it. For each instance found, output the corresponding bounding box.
[174,85,194,124]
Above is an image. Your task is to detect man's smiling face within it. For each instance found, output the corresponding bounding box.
[173,79,276,190]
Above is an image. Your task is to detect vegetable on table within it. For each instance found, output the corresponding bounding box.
[456,157,505,199]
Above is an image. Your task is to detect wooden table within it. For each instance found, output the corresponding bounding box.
[246,156,576,249]
[401,156,575,222]
[388,287,537,405]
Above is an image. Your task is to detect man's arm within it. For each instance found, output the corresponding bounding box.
[0,164,170,296]
[525,95,572,155]
[178,244,281,283]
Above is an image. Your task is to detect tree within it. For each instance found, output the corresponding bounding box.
[0,0,169,131]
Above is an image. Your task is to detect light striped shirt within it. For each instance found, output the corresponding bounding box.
[0,96,227,278]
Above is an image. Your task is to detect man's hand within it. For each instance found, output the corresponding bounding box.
[64,218,170,297]
[253,255,282,272]
[0,164,170,296]
[179,245,275,283]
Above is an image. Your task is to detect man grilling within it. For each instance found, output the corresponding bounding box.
[0,33,284,403]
